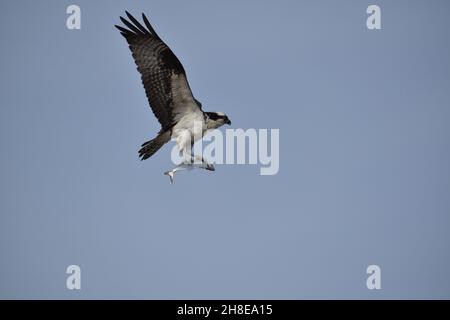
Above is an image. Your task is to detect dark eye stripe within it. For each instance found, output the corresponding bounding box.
[206,112,223,121]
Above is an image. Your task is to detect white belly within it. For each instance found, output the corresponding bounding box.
[171,111,205,152]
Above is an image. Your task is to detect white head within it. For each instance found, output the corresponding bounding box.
[205,112,231,129]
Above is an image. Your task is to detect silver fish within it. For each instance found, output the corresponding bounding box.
[164,157,215,184]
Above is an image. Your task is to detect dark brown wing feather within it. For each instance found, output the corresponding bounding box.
[115,12,199,130]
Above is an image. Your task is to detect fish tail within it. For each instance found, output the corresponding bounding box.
[164,171,174,184]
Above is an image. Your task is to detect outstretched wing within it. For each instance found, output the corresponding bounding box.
[115,12,201,130]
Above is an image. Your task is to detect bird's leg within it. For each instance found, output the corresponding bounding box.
[182,142,204,166]
[176,131,194,165]
[189,140,197,165]
[189,139,214,169]
[178,140,196,164]
[175,134,215,171]
[194,155,215,171]
[203,158,215,171]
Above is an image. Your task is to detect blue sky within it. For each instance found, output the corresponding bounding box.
[1,0,450,299]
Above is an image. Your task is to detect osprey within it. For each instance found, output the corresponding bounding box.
[115,12,231,166]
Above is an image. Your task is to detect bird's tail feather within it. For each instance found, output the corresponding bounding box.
[139,130,171,160]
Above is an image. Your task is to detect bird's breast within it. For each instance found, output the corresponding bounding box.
[171,111,205,141]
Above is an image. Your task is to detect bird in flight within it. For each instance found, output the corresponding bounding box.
[115,12,231,169]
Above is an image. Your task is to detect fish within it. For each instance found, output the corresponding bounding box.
[164,156,215,184]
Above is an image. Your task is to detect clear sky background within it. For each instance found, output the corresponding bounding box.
[1,0,449,299]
